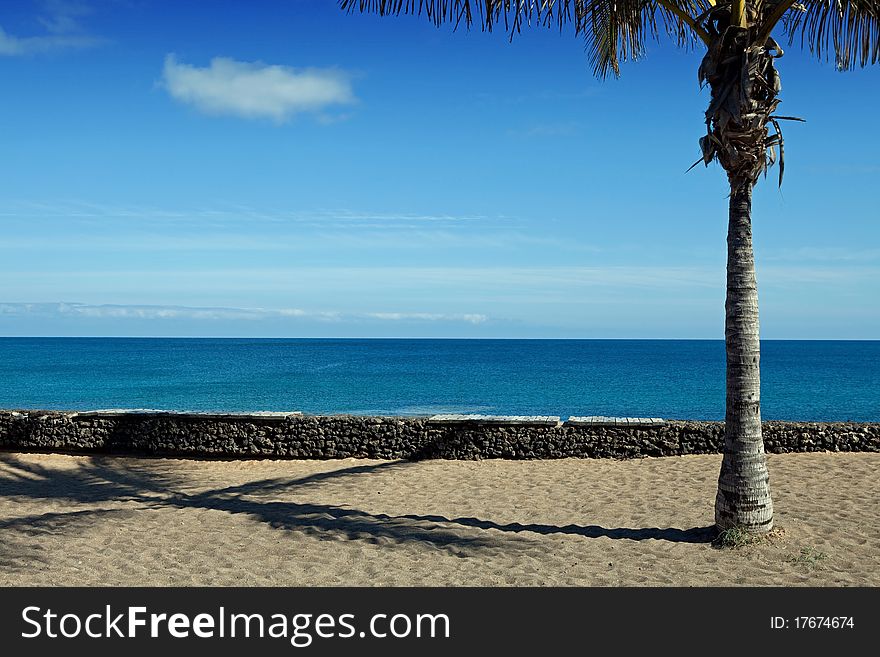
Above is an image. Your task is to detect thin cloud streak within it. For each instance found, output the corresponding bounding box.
[0,1,103,56]
[761,247,880,263]
[511,121,581,138]
[0,26,101,55]
[0,226,601,254]
[38,0,92,34]
[1,200,572,252]
[0,200,511,228]
[0,266,726,296]
[0,303,489,325]
[7,264,876,294]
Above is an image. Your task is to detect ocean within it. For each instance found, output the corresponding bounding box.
[0,338,876,421]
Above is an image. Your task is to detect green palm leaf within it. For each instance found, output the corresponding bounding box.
[339,1,713,78]
[341,1,880,73]
[778,1,880,69]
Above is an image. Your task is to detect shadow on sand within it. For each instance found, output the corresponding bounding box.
[0,451,716,574]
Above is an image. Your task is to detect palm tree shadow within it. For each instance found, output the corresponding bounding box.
[0,452,184,503]
[1,452,717,568]
[203,459,415,497]
[398,514,718,543]
[163,492,511,551]
[0,454,523,555]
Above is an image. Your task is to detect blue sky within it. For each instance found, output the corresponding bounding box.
[1,0,878,338]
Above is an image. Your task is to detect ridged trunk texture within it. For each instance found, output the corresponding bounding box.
[715,181,773,532]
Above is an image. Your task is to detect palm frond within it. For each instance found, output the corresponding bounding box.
[779,1,880,69]
[339,1,713,78]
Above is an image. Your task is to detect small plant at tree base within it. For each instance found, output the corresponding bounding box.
[713,525,786,549]
[712,525,758,549]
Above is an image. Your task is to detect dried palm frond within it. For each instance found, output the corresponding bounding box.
[692,4,805,186]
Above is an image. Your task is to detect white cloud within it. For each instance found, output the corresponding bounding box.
[0,303,341,322]
[0,303,488,325]
[161,55,356,121]
[366,312,488,324]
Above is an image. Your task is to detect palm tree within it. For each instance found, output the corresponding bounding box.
[340,0,879,533]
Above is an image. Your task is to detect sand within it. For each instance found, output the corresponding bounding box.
[0,451,877,586]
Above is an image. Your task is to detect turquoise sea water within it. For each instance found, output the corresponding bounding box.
[0,338,877,421]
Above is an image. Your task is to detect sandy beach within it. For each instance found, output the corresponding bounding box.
[1,451,877,586]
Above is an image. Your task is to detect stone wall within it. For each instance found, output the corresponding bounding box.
[1,410,878,460]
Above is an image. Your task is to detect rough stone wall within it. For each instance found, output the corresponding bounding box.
[0,410,877,460]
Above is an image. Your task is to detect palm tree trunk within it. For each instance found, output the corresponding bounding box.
[714,179,774,533]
